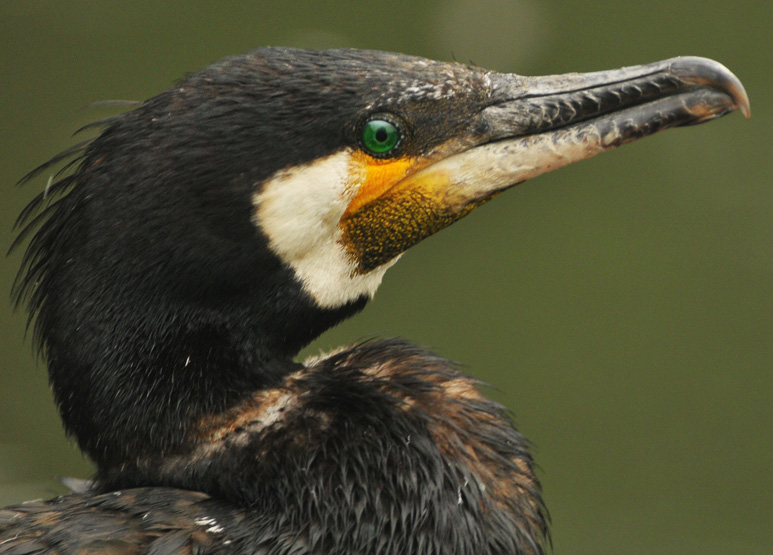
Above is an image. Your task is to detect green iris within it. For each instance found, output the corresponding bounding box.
[361,118,401,156]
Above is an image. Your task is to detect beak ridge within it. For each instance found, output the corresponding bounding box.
[484,56,750,141]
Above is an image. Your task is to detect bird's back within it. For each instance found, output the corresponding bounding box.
[1,340,547,555]
[0,488,251,554]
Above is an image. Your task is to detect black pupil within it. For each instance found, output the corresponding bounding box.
[375,128,388,143]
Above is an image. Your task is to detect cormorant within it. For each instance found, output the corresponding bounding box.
[0,48,748,554]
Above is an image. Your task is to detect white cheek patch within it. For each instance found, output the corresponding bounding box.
[254,150,399,310]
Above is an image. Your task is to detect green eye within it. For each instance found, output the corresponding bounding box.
[361,118,401,156]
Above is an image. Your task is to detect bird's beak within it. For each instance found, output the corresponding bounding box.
[420,56,748,203]
[341,57,749,272]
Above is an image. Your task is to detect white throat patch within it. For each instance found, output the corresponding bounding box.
[254,150,399,309]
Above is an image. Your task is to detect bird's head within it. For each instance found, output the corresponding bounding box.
[21,48,750,329]
[242,48,750,313]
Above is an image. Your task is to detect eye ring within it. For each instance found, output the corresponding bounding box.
[359,114,404,158]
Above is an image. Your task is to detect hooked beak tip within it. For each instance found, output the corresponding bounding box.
[669,56,750,118]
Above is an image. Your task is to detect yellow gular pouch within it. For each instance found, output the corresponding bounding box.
[341,151,496,274]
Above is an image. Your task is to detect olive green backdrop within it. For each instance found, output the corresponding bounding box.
[0,1,769,552]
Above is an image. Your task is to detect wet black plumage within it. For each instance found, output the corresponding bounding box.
[1,47,748,553]
[1,341,543,554]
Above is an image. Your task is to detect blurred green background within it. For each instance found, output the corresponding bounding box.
[0,1,769,552]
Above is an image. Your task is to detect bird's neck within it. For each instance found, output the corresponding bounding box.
[43,276,365,473]
[39,263,547,551]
